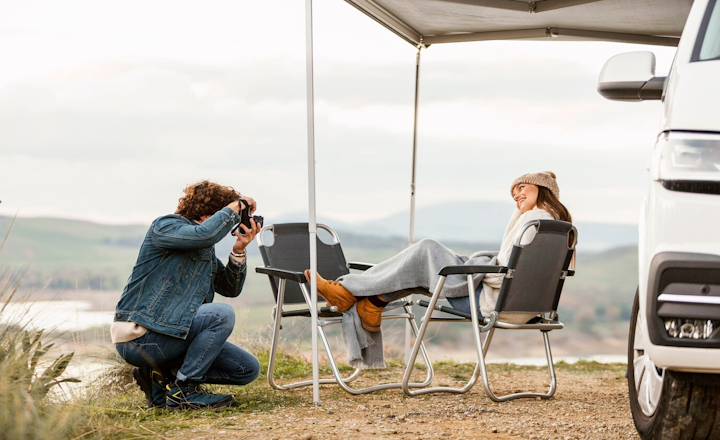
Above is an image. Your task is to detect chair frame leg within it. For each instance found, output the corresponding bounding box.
[478,330,558,402]
[403,275,559,401]
[267,279,360,390]
[267,278,435,394]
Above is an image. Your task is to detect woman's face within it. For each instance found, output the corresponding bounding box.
[512,183,539,213]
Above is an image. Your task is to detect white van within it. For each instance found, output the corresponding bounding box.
[597,0,720,438]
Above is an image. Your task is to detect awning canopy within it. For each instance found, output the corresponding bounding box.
[344,0,693,47]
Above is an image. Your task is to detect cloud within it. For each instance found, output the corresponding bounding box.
[0,1,673,226]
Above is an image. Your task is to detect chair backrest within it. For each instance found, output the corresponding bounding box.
[258,223,349,305]
[494,220,577,314]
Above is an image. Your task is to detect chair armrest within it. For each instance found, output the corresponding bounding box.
[567,270,575,277]
[347,262,375,271]
[255,266,306,283]
[282,306,340,317]
[438,265,508,276]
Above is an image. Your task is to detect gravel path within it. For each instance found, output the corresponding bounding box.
[173,363,637,440]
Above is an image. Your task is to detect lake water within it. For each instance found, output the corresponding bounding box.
[1,300,627,366]
[0,300,114,332]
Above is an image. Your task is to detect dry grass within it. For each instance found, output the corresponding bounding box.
[0,270,86,439]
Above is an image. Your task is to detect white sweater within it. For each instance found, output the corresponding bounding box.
[479,207,553,320]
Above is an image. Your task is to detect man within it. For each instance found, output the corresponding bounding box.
[112,180,261,409]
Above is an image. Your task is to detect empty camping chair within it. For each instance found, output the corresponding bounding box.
[402,219,577,402]
[255,223,433,395]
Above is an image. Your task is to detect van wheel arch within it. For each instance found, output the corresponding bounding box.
[628,288,720,439]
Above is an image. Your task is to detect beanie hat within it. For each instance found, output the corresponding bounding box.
[510,171,560,199]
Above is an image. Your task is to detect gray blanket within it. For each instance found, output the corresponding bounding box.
[341,304,385,369]
[338,239,498,369]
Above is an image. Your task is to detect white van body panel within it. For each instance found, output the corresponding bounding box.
[647,344,720,372]
[645,183,720,257]
[663,62,720,132]
[662,0,718,133]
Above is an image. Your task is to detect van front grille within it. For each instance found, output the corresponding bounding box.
[662,180,720,195]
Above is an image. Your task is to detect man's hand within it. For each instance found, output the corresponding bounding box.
[232,218,261,252]
[226,195,257,215]
[243,196,257,214]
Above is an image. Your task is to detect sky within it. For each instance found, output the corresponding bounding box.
[0,0,678,227]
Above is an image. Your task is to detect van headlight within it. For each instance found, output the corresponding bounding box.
[651,133,720,193]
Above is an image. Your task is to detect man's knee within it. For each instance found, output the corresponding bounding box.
[226,351,261,385]
[246,355,261,383]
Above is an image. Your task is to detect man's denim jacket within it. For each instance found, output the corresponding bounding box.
[114,207,245,339]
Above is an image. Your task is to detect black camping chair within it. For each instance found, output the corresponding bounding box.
[402,219,577,401]
[255,223,433,395]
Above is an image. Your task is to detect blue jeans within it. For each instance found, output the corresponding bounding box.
[116,303,260,385]
[446,288,483,317]
[380,287,483,317]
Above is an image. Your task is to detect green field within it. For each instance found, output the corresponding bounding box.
[1,215,638,356]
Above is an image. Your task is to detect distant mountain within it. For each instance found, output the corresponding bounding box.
[273,200,637,251]
[0,201,637,292]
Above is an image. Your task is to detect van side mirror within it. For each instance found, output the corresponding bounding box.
[597,52,666,102]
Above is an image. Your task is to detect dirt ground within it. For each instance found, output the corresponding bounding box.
[171,363,637,440]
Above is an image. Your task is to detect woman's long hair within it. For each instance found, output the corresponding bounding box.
[536,187,572,223]
[537,186,576,267]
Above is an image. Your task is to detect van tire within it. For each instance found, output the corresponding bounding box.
[628,288,720,439]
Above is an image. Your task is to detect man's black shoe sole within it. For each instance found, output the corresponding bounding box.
[132,367,167,408]
[132,367,153,408]
[166,395,236,410]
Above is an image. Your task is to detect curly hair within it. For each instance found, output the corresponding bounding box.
[175,180,240,221]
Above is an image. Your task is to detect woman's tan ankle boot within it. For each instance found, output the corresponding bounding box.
[356,296,389,332]
[304,270,357,312]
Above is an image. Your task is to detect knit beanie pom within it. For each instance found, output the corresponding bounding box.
[510,171,560,199]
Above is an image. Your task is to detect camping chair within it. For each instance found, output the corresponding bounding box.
[255,223,433,395]
[401,219,577,402]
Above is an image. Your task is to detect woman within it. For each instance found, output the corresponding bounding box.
[305,171,572,332]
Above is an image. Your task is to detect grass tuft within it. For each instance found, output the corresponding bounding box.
[0,274,84,438]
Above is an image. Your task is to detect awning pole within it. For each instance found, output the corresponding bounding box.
[406,43,423,364]
[305,0,320,405]
[408,43,422,247]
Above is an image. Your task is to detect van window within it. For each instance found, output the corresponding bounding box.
[698,0,720,60]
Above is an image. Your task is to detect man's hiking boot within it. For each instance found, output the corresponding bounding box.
[133,367,169,408]
[356,295,388,333]
[166,382,236,410]
[305,269,356,312]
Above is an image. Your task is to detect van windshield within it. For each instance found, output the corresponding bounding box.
[698,0,720,60]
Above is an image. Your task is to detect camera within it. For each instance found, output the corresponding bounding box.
[231,198,263,236]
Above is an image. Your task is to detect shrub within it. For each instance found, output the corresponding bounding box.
[0,238,83,438]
